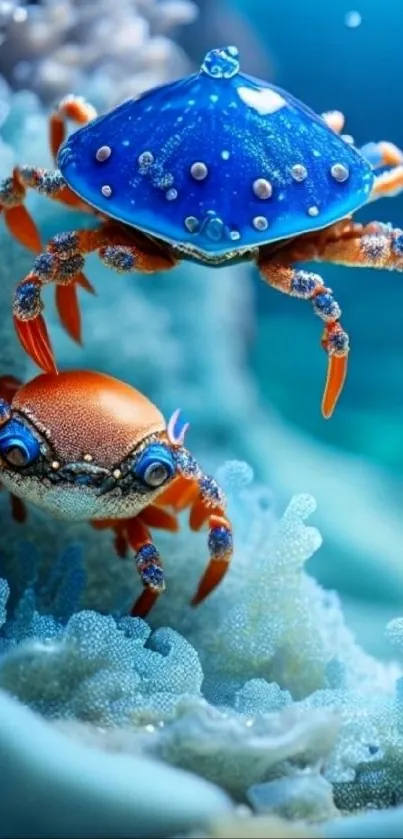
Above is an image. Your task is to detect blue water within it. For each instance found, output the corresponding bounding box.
[232,0,403,471]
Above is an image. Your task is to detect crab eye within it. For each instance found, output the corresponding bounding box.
[135,444,175,488]
[0,419,40,469]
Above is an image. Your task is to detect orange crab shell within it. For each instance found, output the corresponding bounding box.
[12,370,166,468]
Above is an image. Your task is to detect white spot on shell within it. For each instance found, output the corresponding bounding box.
[221,150,230,160]
[290,164,308,182]
[307,205,320,217]
[210,94,219,103]
[166,188,178,201]
[330,163,350,182]
[185,216,199,233]
[253,216,269,231]
[95,145,111,162]
[113,469,122,479]
[101,185,112,197]
[230,230,241,241]
[138,151,154,167]
[83,453,93,462]
[190,162,208,181]
[238,85,286,115]
[253,178,273,199]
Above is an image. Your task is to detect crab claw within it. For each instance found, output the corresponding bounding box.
[321,324,349,418]
[4,204,42,253]
[55,283,82,345]
[14,315,58,375]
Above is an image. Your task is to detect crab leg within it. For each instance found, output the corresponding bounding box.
[126,518,166,618]
[321,110,345,134]
[165,451,233,605]
[320,109,403,177]
[13,224,177,373]
[91,504,180,616]
[360,141,403,170]
[258,258,349,418]
[0,166,93,253]
[369,166,403,201]
[50,95,97,160]
[306,222,403,273]
[93,516,166,617]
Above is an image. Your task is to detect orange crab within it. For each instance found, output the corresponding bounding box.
[0,370,232,617]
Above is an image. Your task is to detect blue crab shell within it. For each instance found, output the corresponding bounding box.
[58,46,374,263]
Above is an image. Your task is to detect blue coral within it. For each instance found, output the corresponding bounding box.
[1,463,403,824]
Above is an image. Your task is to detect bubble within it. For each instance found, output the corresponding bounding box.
[345,10,362,28]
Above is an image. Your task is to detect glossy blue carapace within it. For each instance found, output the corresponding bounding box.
[58,46,374,262]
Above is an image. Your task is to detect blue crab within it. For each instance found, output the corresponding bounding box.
[1,45,403,417]
[0,370,232,616]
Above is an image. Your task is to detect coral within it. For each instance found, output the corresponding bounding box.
[2,463,403,827]
[0,688,231,839]
[51,696,340,805]
[0,0,197,108]
[0,570,203,723]
[247,774,338,823]
[206,813,318,838]
[146,465,399,707]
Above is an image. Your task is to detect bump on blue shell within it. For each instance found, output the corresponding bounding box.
[58,46,375,260]
[0,418,40,467]
[134,444,175,485]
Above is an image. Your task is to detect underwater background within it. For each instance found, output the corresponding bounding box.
[2,0,403,837]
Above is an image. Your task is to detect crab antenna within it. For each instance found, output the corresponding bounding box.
[167,409,190,446]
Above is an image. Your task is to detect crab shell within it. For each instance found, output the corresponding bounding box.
[58,46,374,264]
[12,370,166,468]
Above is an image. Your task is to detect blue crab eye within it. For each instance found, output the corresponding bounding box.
[135,444,175,488]
[0,418,40,468]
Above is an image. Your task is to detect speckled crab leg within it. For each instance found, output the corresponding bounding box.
[258,257,349,419]
[310,222,403,275]
[0,95,99,248]
[13,223,177,373]
[92,506,179,617]
[50,95,98,160]
[126,517,166,618]
[266,220,403,414]
[369,166,403,201]
[161,451,233,606]
[0,166,94,253]
[360,141,403,170]
[321,111,403,173]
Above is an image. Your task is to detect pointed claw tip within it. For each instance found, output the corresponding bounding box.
[190,594,202,607]
[321,402,334,420]
[321,352,348,420]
